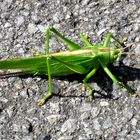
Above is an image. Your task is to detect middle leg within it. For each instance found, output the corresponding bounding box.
[83,66,98,101]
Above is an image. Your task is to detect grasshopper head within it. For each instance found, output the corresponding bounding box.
[110,46,122,63]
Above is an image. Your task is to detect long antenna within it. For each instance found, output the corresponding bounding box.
[121,52,140,56]
[121,41,140,51]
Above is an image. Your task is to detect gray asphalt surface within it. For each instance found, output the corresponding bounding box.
[0,0,140,140]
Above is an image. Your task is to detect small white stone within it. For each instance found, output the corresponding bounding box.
[47,115,61,125]
[80,103,91,112]
[28,23,38,34]
[5,0,13,3]
[16,16,24,26]
[93,118,101,130]
[37,24,46,33]
[49,102,60,113]
[4,22,11,28]
[0,97,8,103]
[61,119,77,134]
[91,107,100,118]
[131,118,137,126]
[58,136,73,140]
[100,101,109,106]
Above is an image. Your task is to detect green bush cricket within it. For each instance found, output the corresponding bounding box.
[0,27,139,105]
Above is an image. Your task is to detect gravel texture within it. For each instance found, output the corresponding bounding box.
[0,0,140,140]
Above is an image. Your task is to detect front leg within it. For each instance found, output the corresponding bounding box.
[103,34,125,48]
[99,59,139,97]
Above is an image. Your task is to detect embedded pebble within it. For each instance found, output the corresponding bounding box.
[47,115,61,125]
[22,136,33,140]
[58,136,73,140]
[14,80,23,90]
[80,112,90,120]
[53,12,64,23]
[84,128,93,137]
[20,90,29,98]
[6,105,14,117]
[93,118,101,131]
[131,118,137,126]
[16,16,24,26]
[0,97,8,103]
[100,101,109,106]
[32,15,41,24]
[28,23,38,34]
[80,103,92,112]
[61,119,78,134]
[4,22,11,28]
[49,102,60,113]
[12,121,32,134]
[123,108,134,121]
[102,117,112,129]
[91,107,101,118]
[37,24,46,32]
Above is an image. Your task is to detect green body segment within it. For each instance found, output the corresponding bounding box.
[0,46,118,76]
